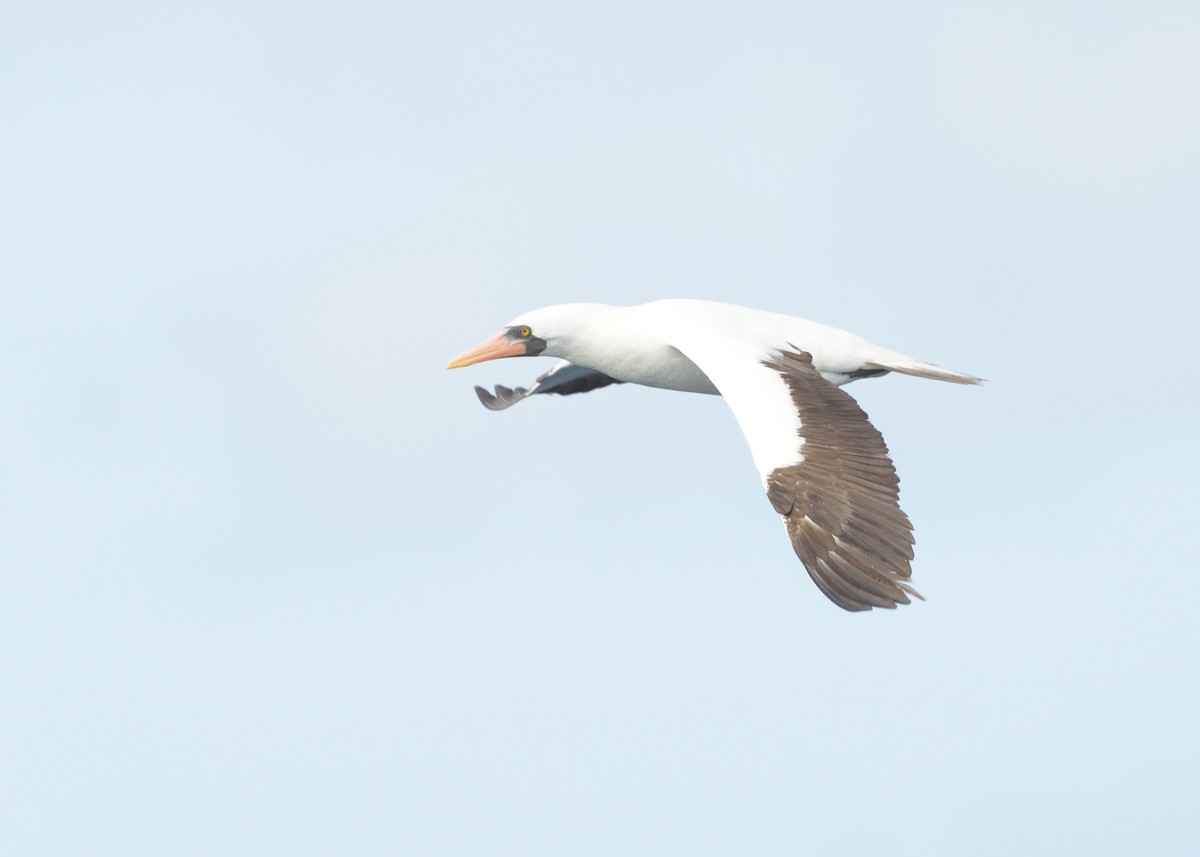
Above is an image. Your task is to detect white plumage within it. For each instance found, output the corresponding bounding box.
[448,299,980,611]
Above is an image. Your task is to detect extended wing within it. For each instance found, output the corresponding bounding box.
[475,360,623,411]
[661,329,920,611]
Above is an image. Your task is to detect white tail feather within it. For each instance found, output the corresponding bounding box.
[866,360,983,385]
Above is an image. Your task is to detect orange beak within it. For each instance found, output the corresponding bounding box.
[445,331,528,369]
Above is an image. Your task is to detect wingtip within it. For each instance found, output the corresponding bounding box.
[473,384,529,411]
[473,385,500,409]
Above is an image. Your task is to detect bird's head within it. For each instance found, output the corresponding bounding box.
[445,304,612,369]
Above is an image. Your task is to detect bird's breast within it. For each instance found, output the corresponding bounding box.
[590,342,720,395]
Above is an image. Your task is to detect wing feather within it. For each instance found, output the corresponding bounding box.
[475,360,623,410]
[659,329,921,611]
[762,349,921,611]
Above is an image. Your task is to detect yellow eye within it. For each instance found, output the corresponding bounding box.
[519,327,531,337]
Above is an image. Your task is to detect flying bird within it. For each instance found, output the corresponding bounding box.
[447,299,980,611]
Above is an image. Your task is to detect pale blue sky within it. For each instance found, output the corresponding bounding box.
[2,1,1198,855]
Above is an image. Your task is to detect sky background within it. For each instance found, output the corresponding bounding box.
[3,1,1198,854]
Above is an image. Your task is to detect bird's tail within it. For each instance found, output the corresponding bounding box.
[865,357,983,385]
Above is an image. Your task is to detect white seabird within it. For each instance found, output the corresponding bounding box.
[447,299,980,611]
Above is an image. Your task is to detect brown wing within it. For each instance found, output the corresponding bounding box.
[475,361,623,411]
[761,349,922,611]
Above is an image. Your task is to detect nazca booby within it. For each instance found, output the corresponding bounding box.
[447,299,980,611]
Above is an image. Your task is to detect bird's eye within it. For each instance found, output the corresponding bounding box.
[519,327,532,337]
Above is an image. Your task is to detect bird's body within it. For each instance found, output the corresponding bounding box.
[524,303,723,394]
[447,299,980,611]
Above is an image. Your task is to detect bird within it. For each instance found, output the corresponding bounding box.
[446,299,980,611]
